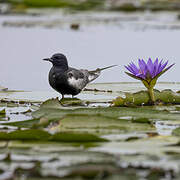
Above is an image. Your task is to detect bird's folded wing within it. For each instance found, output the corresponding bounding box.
[66,68,89,90]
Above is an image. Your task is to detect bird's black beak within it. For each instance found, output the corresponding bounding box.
[43,58,53,62]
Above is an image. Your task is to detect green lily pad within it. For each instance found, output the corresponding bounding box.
[158,89,180,103]
[132,117,151,124]
[3,118,40,128]
[0,109,6,115]
[60,98,85,106]
[113,89,180,106]
[0,129,107,142]
[172,127,180,136]
[51,132,108,142]
[57,114,154,135]
[0,129,51,141]
[33,99,180,122]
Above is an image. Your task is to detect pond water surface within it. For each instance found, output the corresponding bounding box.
[0,11,180,91]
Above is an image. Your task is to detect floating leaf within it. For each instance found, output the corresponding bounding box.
[33,99,180,122]
[172,127,180,137]
[113,89,180,106]
[0,109,6,115]
[0,129,107,142]
[3,118,40,128]
[132,117,151,124]
[51,132,108,142]
[0,129,51,141]
[158,89,180,104]
[60,97,85,106]
[57,114,154,134]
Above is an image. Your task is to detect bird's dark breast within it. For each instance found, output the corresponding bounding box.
[48,68,80,96]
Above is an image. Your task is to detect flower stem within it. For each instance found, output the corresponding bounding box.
[148,88,155,105]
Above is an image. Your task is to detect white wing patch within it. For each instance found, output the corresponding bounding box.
[88,71,101,82]
[67,76,86,90]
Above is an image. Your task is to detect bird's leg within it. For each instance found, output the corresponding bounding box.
[59,94,64,101]
[61,94,64,99]
[59,94,66,106]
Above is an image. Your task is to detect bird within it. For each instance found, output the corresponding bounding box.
[43,53,117,99]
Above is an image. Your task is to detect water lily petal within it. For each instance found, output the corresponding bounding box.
[147,58,154,78]
[141,59,148,77]
[152,58,159,77]
[157,59,163,75]
[138,59,144,72]
[137,59,147,78]
[129,62,139,75]
[124,65,134,74]
[154,63,175,79]
[125,65,137,75]
[159,60,168,72]
[162,63,175,73]
[136,73,146,79]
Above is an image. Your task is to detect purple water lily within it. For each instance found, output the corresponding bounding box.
[125,58,175,104]
[125,58,174,80]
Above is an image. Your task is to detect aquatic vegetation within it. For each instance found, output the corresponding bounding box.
[0,83,180,179]
[125,58,174,104]
[8,0,104,10]
[6,0,180,13]
[113,89,180,106]
[0,109,5,115]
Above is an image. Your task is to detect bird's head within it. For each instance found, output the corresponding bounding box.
[43,53,68,69]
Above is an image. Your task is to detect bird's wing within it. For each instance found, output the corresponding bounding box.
[66,65,117,90]
[66,68,89,90]
[84,69,101,83]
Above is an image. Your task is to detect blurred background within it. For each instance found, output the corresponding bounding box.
[0,0,180,91]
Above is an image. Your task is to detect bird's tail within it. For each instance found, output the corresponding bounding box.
[88,65,118,83]
[88,65,118,73]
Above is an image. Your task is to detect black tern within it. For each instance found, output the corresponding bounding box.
[43,53,117,99]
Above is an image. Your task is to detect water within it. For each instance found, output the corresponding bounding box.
[155,121,180,136]
[0,11,180,91]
